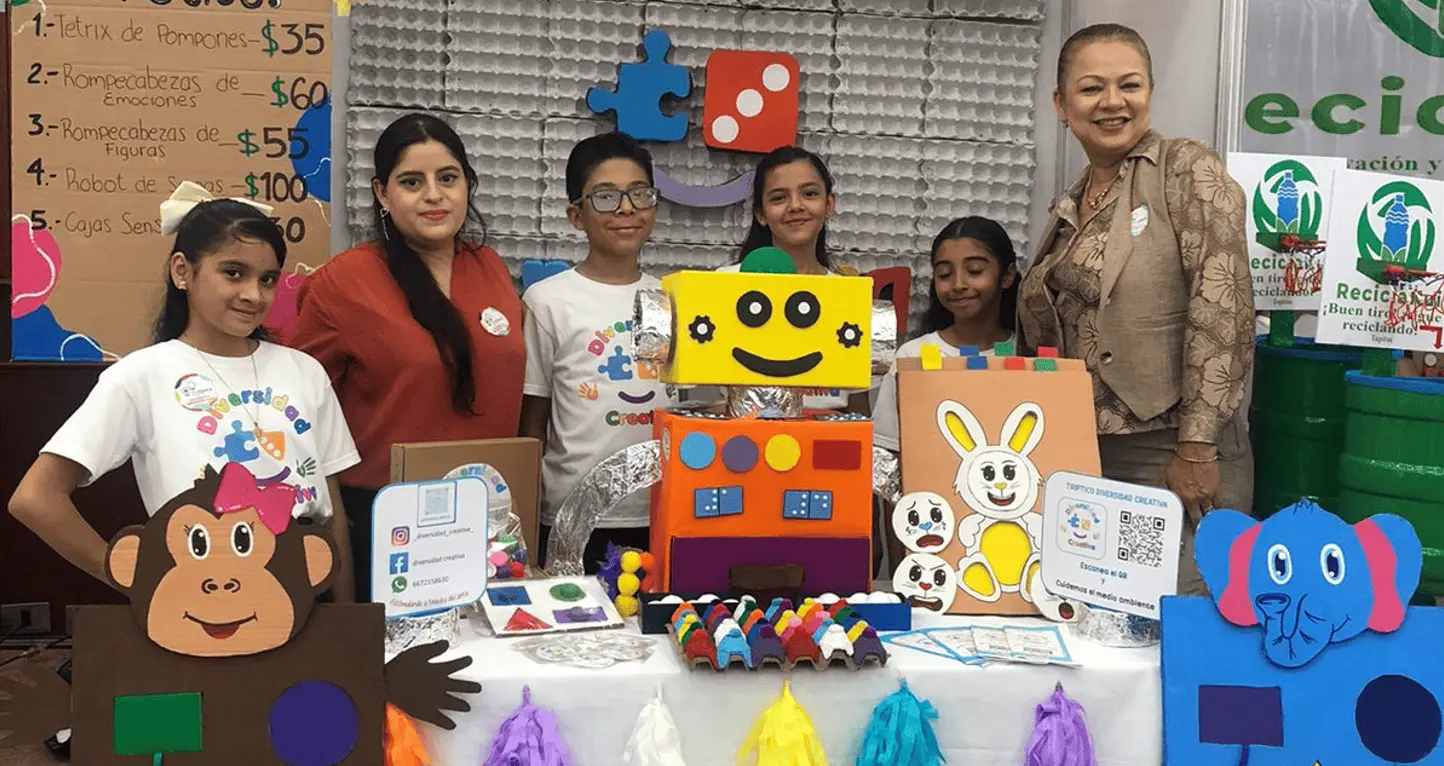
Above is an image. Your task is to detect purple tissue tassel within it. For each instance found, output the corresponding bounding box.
[1023,683,1097,766]
[482,686,577,766]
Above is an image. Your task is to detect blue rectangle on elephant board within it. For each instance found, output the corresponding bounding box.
[1161,596,1444,765]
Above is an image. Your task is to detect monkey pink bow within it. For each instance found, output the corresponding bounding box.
[159,181,274,236]
[214,462,296,535]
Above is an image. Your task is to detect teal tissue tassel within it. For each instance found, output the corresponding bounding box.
[855,681,944,766]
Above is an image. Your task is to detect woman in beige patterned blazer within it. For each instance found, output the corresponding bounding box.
[1018,24,1255,595]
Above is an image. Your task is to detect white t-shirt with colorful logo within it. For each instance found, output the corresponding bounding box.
[872,331,1012,452]
[523,269,678,529]
[42,340,360,521]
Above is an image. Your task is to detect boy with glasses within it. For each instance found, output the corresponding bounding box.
[520,132,676,572]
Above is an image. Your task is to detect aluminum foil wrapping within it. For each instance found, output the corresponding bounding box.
[726,386,803,419]
[633,288,673,367]
[871,299,898,376]
[1070,604,1161,648]
[384,608,462,657]
[872,446,902,504]
[547,440,662,576]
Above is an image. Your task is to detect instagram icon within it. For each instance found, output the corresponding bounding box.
[391,526,410,546]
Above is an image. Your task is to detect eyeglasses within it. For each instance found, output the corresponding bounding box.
[575,186,660,213]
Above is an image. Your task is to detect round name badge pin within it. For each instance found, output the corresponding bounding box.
[174,373,218,411]
[479,307,511,336]
[1130,205,1150,237]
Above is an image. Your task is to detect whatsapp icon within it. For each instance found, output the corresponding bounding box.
[391,575,407,594]
[1372,0,1444,57]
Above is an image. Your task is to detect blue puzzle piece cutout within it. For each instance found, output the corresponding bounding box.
[214,421,260,462]
[598,346,634,381]
[488,586,531,606]
[586,29,692,143]
[520,259,570,291]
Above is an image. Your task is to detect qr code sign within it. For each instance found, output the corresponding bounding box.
[1116,510,1167,568]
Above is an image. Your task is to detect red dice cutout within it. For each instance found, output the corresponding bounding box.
[702,50,800,154]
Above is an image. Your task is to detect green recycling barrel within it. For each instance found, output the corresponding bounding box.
[1250,336,1362,518]
[1337,371,1444,601]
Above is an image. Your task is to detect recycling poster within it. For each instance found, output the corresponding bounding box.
[9,0,333,361]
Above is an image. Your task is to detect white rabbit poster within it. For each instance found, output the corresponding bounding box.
[893,354,1101,616]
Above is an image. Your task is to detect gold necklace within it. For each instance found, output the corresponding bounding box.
[190,341,265,439]
[1085,169,1120,210]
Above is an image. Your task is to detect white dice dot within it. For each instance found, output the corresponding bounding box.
[762,63,791,92]
[736,88,764,117]
[711,115,739,144]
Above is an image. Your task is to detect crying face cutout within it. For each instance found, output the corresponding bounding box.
[892,492,956,553]
[892,553,957,612]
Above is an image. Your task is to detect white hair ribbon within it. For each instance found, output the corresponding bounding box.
[159,181,275,236]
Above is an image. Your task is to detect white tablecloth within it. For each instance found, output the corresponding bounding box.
[422,612,1162,766]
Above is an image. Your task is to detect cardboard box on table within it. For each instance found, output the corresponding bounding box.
[643,264,879,596]
[895,353,1100,616]
[390,437,542,555]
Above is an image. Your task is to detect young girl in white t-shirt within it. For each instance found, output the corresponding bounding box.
[705,145,871,413]
[874,216,1020,451]
[9,183,362,600]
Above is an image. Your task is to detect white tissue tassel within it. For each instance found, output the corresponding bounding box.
[623,690,687,766]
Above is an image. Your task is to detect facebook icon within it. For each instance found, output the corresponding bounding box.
[389,552,409,575]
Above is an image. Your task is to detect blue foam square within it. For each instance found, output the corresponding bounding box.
[487,586,531,606]
[966,356,990,370]
[783,490,810,519]
[717,486,743,516]
[694,488,721,518]
[959,344,981,357]
[807,491,833,520]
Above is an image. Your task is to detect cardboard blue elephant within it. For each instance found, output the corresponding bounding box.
[1196,499,1423,668]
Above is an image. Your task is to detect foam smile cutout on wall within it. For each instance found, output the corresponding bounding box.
[1196,499,1423,668]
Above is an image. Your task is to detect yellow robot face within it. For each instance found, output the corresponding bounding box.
[662,271,873,389]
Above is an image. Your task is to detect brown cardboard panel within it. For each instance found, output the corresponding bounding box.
[390,438,544,555]
[72,604,385,766]
[896,356,1101,615]
[10,0,332,360]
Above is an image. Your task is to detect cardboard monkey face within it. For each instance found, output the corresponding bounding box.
[105,463,339,658]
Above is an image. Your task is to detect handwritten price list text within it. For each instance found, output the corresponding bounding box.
[11,0,333,356]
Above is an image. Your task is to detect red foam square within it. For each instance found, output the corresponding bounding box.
[1004,357,1027,370]
[702,50,800,154]
[1037,347,1059,358]
[812,440,862,470]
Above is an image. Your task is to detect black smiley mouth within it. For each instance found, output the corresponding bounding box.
[731,348,823,377]
[618,390,656,404]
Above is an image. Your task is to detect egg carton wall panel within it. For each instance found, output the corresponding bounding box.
[347,0,447,108]
[832,15,931,136]
[933,0,1045,21]
[837,0,930,15]
[649,131,750,246]
[919,140,1036,262]
[740,0,836,11]
[739,9,837,133]
[345,106,410,238]
[448,114,547,237]
[541,118,609,239]
[925,20,1041,144]
[824,133,928,253]
[547,0,647,120]
[445,0,551,116]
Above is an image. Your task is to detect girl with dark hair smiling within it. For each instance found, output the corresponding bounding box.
[291,113,525,599]
[10,182,361,601]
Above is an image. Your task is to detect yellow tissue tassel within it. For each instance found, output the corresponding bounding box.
[736,681,828,766]
[384,703,432,766]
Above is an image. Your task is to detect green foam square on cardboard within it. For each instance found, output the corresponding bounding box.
[113,692,202,756]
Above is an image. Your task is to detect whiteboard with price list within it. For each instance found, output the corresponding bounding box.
[9,0,333,360]
[1039,471,1183,619]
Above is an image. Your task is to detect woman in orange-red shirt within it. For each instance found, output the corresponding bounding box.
[292,114,524,599]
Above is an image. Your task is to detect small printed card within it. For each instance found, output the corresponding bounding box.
[881,624,1077,667]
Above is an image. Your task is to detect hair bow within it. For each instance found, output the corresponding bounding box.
[160,181,275,236]
[214,462,297,535]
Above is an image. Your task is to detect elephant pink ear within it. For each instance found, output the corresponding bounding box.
[1357,518,1406,632]
[1217,524,1261,626]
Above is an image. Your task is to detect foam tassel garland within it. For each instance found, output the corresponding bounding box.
[384,703,432,766]
[482,686,577,766]
[855,681,943,766]
[1023,683,1097,766]
[623,686,687,766]
[736,680,828,766]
